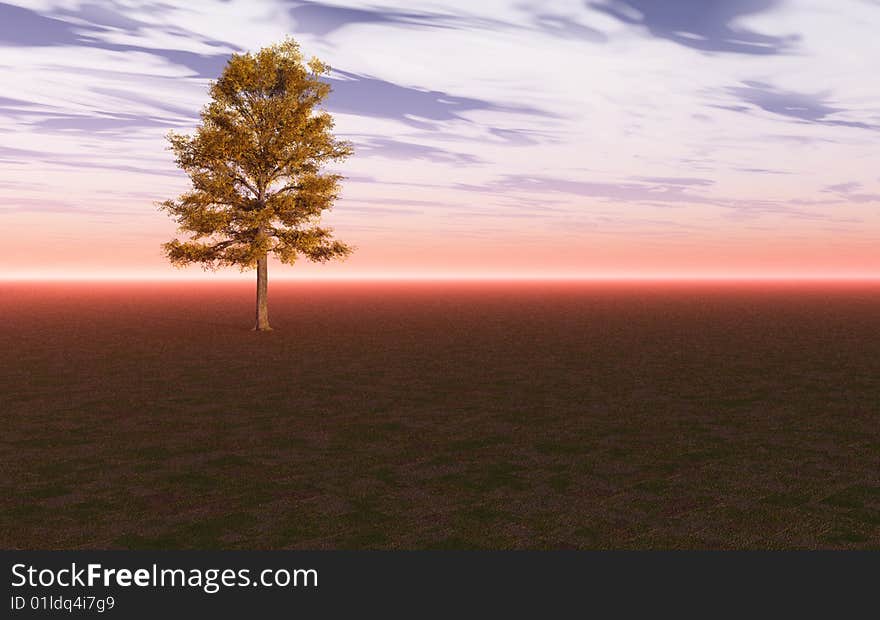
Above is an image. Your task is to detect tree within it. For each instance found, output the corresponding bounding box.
[159,38,353,331]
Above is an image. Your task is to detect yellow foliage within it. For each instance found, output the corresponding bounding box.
[158,37,353,270]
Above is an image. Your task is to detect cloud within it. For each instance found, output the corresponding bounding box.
[326,70,551,128]
[634,176,715,186]
[32,112,183,133]
[402,126,553,147]
[725,81,877,129]
[822,182,880,204]
[825,182,862,194]
[289,1,605,43]
[0,2,89,46]
[529,12,606,42]
[0,145,45,162]
[735,167,791,175]
[289,1,448,36]
[89,87,198,121]
[103,46,231,79]
[1,89,192,134]
[0,195,116,215]
[50,2,154,32]
[456,174,716,205]
[355,136,482,164]
[588,0,796,54]
[0,3,548,122]
[341,205,424,216]
[0,2,234,78]
[0,140,180,178]
[455,173,862,224]
[487,127,545,146]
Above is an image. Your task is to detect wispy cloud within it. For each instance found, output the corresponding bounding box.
[0,2,236,77]
[725,80,877,130]
[588,0,796,55]
[326,69,552,128]
[354,136,482,164]
[289,1,449,36]
[822,182,880,203]
[456,174,718,205]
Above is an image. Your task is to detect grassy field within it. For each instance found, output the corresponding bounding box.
[1,280,878,549]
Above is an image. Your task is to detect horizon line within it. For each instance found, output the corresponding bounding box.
[3,272,880,283]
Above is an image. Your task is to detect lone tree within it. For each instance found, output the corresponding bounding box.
[160,39,353,331]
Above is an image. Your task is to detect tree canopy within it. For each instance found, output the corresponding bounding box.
[160,38,353,272]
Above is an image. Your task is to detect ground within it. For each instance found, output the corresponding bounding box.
[1,280,878,549]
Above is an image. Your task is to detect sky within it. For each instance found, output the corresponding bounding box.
[1,0,879,279]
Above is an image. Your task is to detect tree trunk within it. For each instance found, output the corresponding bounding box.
[254,252,271,331]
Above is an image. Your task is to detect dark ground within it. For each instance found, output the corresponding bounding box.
[1,280,878,549]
